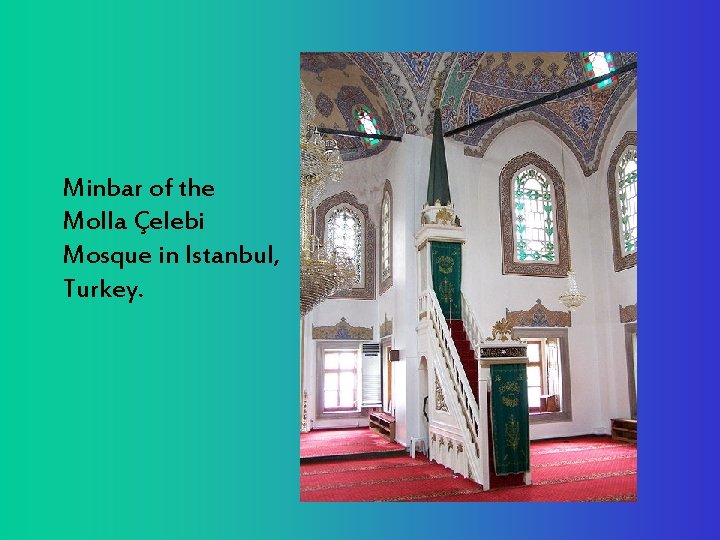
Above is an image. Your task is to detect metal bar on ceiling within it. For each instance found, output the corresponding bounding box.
[315,127,402,142]
[443,61,638,138]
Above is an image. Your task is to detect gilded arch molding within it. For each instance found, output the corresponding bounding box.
[312,317,373,340]
[506,299,572,328]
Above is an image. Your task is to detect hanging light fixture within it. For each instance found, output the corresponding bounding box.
[557,143,587,311]
[300,80,343,197]
[299,80,356,316]
[559,269,587,311]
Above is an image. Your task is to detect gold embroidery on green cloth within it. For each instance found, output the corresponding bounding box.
[491,363,530,475]
[439,278,454,305]
[431,242,461,319]
[500,380,521,407]
[437,255,454,274]
[505,415,520,452]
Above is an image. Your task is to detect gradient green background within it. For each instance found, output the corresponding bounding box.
[1,2,299,538]
[2,1,719,539]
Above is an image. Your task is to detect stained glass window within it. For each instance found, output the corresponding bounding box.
[316,191,376,298]
[617,146,637,255]
[607,132,637,271]
[513,168,556,262]
[582,52,617,91]
[381,192,390,281]
[327,205,363,285]
[353,105,381,148]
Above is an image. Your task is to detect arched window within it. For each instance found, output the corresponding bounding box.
[617,148,638,254]
[326,205,364,286]
[513,167,556,262]
[316,191,376,299]
[379,180,393,294]
[353,104,381,148]
[500,152,570,277]
[582,52,617,91]
[608,131,637,271]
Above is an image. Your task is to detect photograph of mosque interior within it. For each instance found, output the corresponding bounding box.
[300,52,637,502]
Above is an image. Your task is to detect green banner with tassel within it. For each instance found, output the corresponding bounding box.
[430,242,461,320]
[490,363,530,475]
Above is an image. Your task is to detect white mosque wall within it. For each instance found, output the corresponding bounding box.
[302,95,637,441]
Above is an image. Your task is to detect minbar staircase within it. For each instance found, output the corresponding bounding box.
[448,320,478,400]
[448,319,525,488]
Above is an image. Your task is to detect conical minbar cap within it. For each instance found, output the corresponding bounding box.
[426,108,451,206]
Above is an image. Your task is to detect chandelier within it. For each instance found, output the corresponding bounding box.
[558,270,587,311]
[300,80,356,316]
[300,79,344,201]
[301,129,343,200]
[556,145,587,312]
[300,242,356,316]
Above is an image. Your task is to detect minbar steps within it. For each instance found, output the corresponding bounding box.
[448,320,478,400]
[448,319,525,488]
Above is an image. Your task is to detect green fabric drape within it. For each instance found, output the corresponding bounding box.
[430,241,461,319]
[490,363,530,475]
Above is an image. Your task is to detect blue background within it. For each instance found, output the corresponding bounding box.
[0,0,717,538]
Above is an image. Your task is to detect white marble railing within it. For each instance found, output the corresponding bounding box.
[461,290,486,351]
[420,289,484,485]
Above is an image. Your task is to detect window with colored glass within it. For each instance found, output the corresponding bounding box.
[582,52,617,91]
[353,105,381,148]
[512,167,556,263]
[327,205,363,286]
[381,192,390,281]
[617,146,637,255]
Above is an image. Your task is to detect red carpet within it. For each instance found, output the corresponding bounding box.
[300,435,636,502]
[300,428,406,460]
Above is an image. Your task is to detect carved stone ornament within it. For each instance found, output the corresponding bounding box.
[380,313,393,338]
[619,303,637,323]
[312,317,373,340]
[480,346,527,359]
[435,372,449,412]
[301,390,310,433]
[505,299,572,328]
[486,318,514,342]
[421,202,459,227]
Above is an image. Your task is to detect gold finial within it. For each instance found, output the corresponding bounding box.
[432,72,443,108]
[486,318,514,342]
